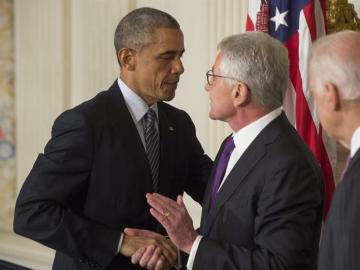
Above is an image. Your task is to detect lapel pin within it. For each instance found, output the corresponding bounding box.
[168,126,174,131]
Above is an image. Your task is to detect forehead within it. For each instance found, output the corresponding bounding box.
[213,51,225,71]
[148,27,184,52]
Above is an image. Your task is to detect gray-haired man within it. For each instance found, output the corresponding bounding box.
[132,31,324,270]
[309,30,360,270]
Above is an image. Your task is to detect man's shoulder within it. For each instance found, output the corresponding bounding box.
[73,81,120,114]
[158,102,191,121]
[351,149,360,171]
[327,156,360,228]
[55,81,121,126]
[158,101,183,114]
[342,154,360,188]
[157,103,199,135]
[259,113,321,172]
[256,113,302,151]
[73,91,109,114]
[267,114,312,152]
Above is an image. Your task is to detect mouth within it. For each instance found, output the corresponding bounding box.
[163,80,179,85]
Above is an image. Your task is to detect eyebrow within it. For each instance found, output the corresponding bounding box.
[159,48,185,57]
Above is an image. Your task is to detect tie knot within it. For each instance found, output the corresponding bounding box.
[223,136,235,156]
[144,109,157,126]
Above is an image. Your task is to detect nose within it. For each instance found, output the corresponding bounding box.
[172,57,184,74]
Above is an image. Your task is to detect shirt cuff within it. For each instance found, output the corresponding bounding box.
[117,232,124,255]
[186,235,203,270]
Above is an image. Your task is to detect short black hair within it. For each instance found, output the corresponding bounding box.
[114,7,180,55]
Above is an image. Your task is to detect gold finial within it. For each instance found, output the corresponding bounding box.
[327,0,360,33]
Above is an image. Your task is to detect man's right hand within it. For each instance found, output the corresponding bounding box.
[131,245,174,270]
[119,228,177,268]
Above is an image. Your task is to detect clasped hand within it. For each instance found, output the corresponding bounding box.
[124,194,199,270]
[120,228,177,270]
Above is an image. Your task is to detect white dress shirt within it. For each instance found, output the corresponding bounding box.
[117,78,158,148]
[116,78,158,253]
[350,126,360,158]
[186,107,282,269]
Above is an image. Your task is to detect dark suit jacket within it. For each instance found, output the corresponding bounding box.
[193,112,324,270]
[318,148,360,270]
[13,80,212,270]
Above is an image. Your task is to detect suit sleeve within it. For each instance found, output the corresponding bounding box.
[13,110,120,269]
[181,111,213,205]
[193,155,324,270]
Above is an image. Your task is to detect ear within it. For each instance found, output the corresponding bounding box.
[324,82,341,111]
[118,48,137,71]
[232,82,250,107]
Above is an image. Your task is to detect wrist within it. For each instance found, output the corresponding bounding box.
[119,234,132,256]
[183,231,199,254]
[116,232,124,255]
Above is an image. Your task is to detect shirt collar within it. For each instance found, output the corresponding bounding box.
[117,78,158,122]
[232,107,282,154]
[350,126,360,158]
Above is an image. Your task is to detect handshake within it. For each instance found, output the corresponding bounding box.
[119,193,199,270]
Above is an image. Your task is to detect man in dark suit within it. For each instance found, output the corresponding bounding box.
[132,32,324,270]
[309,30,360,270]
[13,7,212,270]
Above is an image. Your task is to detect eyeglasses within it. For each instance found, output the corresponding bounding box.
[206,70,239,85]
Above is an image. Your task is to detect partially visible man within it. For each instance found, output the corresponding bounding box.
[132,32,324,270]
[13,7,212,270]
[309,30,360,270]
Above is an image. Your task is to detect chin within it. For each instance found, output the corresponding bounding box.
[209,111,218,121]
[162,91,176,102]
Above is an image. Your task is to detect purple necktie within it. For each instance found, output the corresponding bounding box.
[210,136,235,206]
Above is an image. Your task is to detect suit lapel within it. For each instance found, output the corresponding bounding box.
[157,103,177,194]
[106,81,153,192]
[202,142,266,235]
[347,148,360,175]
[200,136,230,228]
[201,113,286,235]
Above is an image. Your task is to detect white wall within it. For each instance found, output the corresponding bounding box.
[355,1,360,12]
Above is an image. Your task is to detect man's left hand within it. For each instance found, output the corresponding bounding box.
[146,193,198,254]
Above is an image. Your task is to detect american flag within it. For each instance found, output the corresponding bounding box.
[246,0,334,219]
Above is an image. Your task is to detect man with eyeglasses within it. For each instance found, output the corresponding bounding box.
[132,31,324,270]
[13,7,212,270]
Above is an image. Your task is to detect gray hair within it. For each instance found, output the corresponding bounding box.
[310,30,360,101]
[114,7,180,56]
[218,32,289,110]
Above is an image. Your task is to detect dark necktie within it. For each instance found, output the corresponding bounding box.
[210,136,235,206]
[143,109,160,191]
